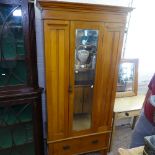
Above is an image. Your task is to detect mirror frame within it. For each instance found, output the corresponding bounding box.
[116,59,138,98]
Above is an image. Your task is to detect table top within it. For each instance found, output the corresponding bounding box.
[114,95,145,113]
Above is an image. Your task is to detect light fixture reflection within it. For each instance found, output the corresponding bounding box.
[13,9,22,16]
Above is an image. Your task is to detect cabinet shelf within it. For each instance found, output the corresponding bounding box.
[10,25,23,29]
[0,141,34,152]
[0,57,25,62]
[0,25,23,29]
[0,120,33,129]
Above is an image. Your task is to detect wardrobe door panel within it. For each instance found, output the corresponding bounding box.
[95,23,125,131]
[44,20,69,141]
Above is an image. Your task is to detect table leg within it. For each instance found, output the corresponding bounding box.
[131,116,138,129]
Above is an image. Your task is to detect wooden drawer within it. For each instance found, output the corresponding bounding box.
[48,133,109,155]
[78,134,108,153]
[50,137,79,155]
[115,110,141,119]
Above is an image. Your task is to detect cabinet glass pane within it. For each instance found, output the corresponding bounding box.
[0,4,27,87]
[0,103,34,154]
[73,29,99,131]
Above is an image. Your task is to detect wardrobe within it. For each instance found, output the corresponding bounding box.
[37,0,132,154]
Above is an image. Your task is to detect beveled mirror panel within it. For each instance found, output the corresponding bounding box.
[73,29,99,131]
[116,59,138,98]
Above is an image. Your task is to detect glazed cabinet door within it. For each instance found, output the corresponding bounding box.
[44,20,69,141]
[0,3,28,88]
[69,21,105,135]
[0,101,35,155]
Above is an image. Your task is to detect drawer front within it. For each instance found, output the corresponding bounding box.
[48,133,109,155]
[49,138,78,155]
[78,134,109,152]
[116,110,140,119]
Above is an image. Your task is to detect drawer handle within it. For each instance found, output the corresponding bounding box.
[125,112,129,116]
[91,140,99,144]
[63,145,70,150]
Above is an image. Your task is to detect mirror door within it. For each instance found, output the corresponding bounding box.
[69,21,105,135]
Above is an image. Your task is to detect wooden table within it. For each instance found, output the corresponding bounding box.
[114,95,145,130]
[109,95,145,151]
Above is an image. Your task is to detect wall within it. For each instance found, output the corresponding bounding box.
[35,6,47,149]
[125,0,155,94]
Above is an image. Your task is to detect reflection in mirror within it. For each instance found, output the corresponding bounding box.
[73,29,99,131]
[117,62,134,92]
[116,59,138,98]
[13,9,22,16]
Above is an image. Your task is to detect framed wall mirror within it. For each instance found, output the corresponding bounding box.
[116,59,138,98]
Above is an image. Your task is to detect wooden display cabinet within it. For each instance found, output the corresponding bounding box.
[37,0,132,154]
[0,90,43,155]
[0,0,43,155]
